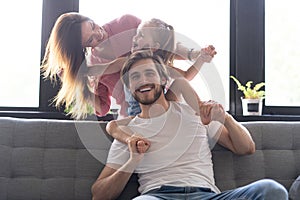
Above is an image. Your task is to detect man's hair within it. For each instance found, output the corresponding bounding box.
[121,49,170,88]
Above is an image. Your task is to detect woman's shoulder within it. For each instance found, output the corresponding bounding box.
[118,14,141,23]
[104,14,141,35]
[115,14,141,28]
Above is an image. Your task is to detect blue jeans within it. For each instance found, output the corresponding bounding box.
[124,86,141,116]
[127,100,141,116]
[133,179,288,200]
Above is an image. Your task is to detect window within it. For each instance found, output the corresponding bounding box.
[79,0,230,110]
[0,1,42,108]
[265,0,300,107]
[2,0,297,120]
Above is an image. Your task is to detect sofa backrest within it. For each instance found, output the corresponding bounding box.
[0,117,299,200]
[0,117,107,200]
[213,121,300,191]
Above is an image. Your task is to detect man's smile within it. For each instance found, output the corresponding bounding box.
[135,84,155,93]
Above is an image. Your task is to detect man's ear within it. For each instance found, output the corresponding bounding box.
[161,76,167,86]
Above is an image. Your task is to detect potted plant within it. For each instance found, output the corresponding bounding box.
[230,75,265,116]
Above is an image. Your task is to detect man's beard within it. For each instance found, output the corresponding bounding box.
[133,85,163,105]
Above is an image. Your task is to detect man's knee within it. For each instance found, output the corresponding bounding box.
[257,179,288,199]
[132,195,161,200]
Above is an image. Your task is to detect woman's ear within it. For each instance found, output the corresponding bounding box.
[151,42,161,52]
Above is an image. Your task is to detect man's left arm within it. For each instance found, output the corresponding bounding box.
[218,113,256,155]
[204,102,255,155]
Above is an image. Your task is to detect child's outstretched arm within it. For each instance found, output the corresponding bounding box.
[106,117,151,153]
[169,45,217,81]
[184,45,216,80]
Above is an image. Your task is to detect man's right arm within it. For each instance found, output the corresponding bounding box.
[91,139,144,200]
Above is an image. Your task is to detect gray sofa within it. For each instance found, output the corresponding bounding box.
[0,117,299,200]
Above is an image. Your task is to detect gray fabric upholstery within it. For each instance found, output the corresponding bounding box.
[0,117,299,200]
[289,175,300,200]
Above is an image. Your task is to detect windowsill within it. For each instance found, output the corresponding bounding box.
[233,114,300,122]
[0,111,71,120]
[0,111,118,122]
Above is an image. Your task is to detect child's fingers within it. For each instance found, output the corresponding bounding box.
[137,140,150,153]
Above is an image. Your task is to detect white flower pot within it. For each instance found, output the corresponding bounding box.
[241,98,263,116]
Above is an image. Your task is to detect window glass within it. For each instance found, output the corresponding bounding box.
[79,0,229,109]
[265,0,300,106]
[0,1,42,107]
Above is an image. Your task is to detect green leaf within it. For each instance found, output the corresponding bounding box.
[230,75,242,88]
[230,75,265,99]
[245,81,253,89]
[253,82,265,91]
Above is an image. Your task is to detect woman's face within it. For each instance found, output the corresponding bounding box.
[81,20,107,48]
[131,23,156,52]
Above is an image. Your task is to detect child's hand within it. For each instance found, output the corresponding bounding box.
[199,45,217,63]
[198,100,225,125]
[198,100,214,125]
[126,134,151,154]
[136,140,150,154]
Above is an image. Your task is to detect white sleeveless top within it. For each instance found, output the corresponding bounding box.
[107,102,220,194]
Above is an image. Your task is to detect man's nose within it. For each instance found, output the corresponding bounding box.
[139,74,150,84]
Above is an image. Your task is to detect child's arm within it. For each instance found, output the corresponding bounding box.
[174,42,201,60]
[106,117,134,143]
[169,45,217,81]
[166,78,201,113]
[166,78,210,125]
[106,117,151,153]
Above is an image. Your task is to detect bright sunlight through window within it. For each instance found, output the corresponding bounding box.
[265,0,300,106]
[0,1,42,107]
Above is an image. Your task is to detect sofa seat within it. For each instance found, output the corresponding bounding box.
[0,117,299,200]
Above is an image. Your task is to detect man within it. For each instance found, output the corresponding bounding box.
[91,50,288,200]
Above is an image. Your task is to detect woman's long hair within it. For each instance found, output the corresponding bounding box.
[41,12,93,119]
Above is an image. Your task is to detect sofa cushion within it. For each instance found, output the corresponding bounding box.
[289,175,300,200]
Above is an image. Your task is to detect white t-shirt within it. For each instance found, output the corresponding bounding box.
[107,102,220,194]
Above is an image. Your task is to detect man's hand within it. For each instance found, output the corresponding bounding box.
[126,134,151,154]
[210,102,226,124]
[199,100,225,125]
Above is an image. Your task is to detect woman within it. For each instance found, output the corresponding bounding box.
[41,12,141,119]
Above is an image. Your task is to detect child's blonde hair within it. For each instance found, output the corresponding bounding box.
[145,18,176,66]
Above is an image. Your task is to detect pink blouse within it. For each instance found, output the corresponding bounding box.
[89,14,141,117]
